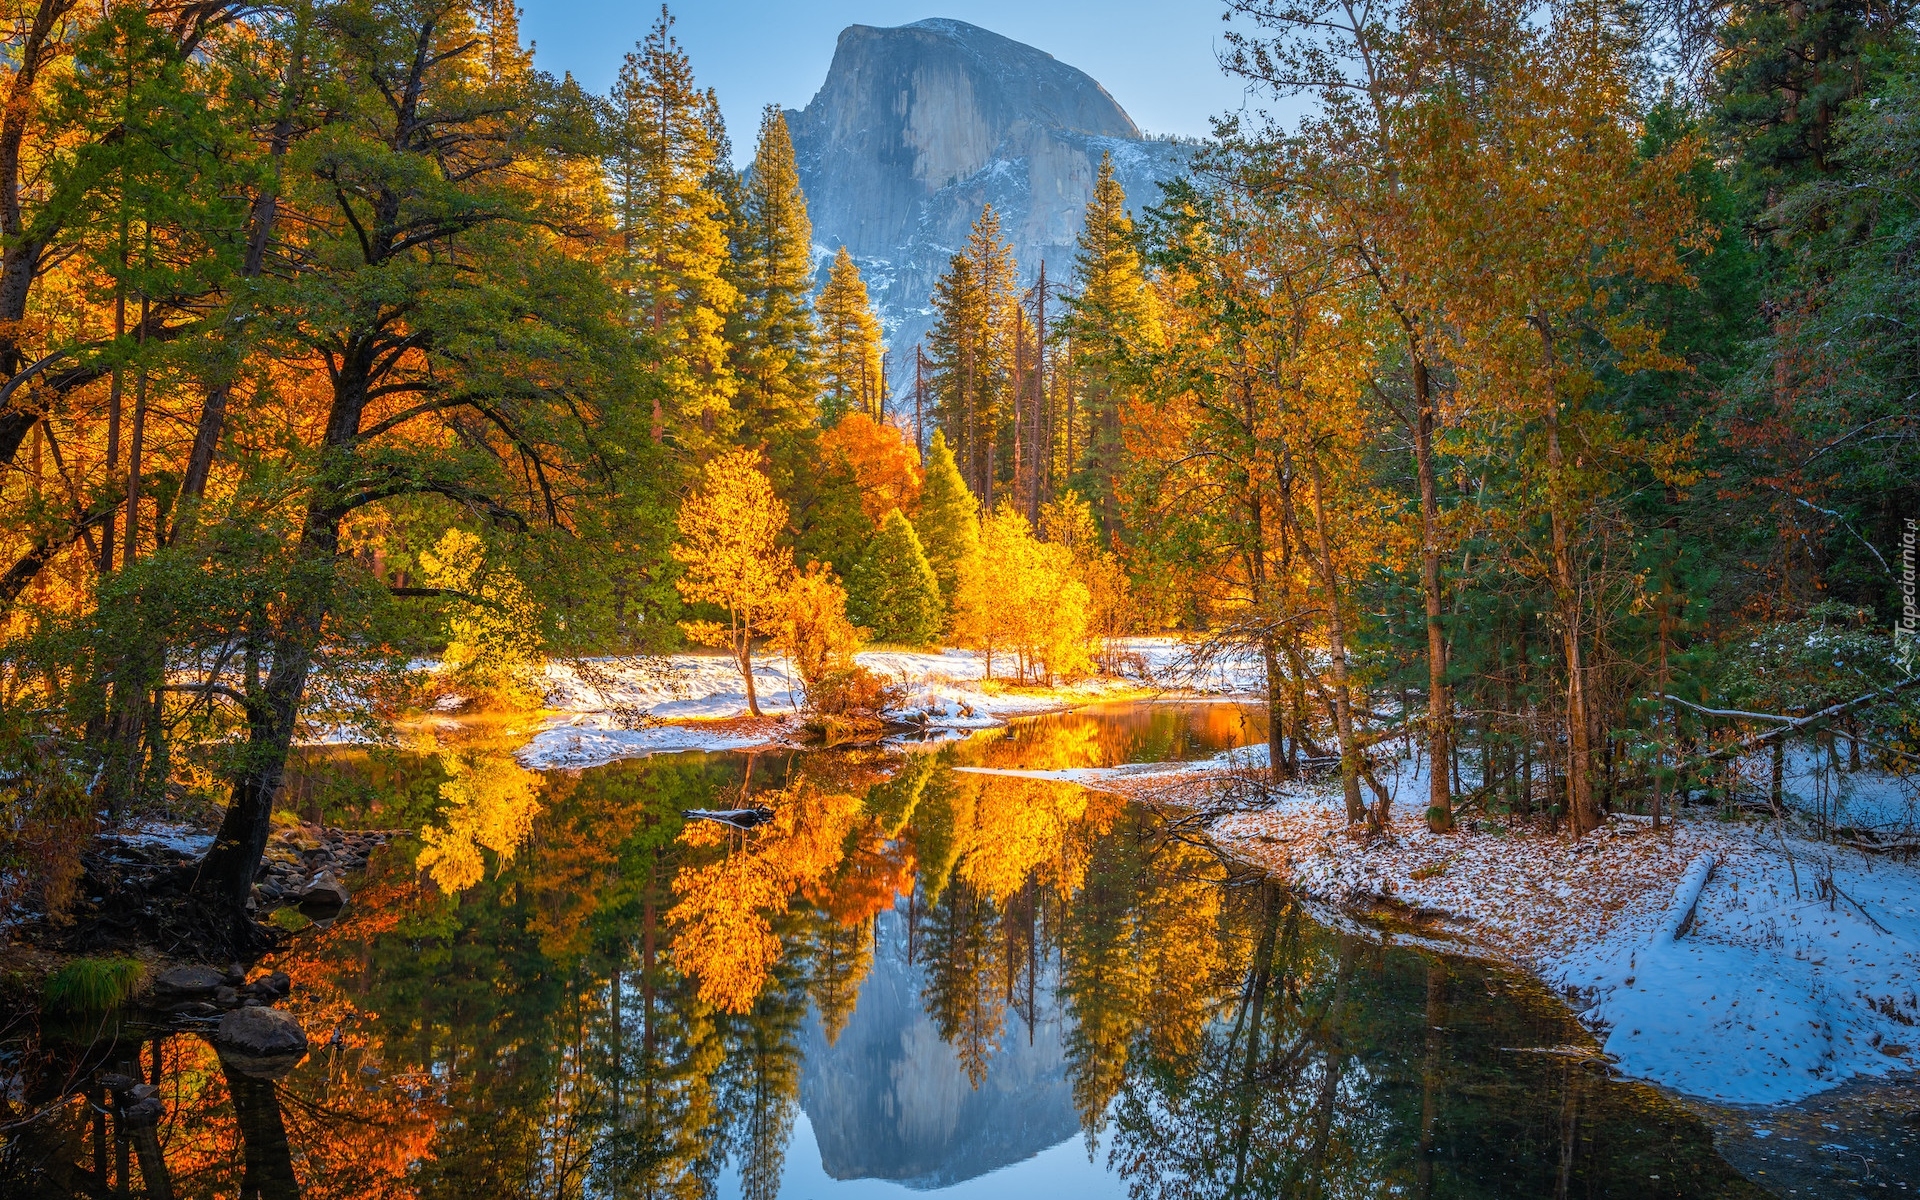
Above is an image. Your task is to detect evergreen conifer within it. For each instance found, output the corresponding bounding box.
[608,11,737,446]
[912,429,979,611]
[927,207,1019,502]
[1063,153,1162,535]
[734,106,818,442]
[848,509,943,645]
[817,247,886,423]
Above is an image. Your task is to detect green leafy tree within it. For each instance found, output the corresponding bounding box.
[769,433,871,579]
[1714,0,1898,206]
[1722,39,1920,616]
[911,429,980,615]
[193,0,641,926]
[847,509,943,645]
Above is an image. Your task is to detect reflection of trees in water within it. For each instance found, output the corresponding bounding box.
[920,879,1007,1086]
[1098,884,1762,1200]
[415,745,545,893]
[1061,809,1227,1136]
[670,782,865,1013]
[0,1025,433,1198]
[807,913,874,1045]
[225,1062,301,1200]
[1104,888,1386,1200]
[713,911,812,1200]
[959,704,1267,773]
[9,735,1761,1199]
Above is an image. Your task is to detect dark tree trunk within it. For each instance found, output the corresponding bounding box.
[194,498,336,923]
[1411,356,1453,832]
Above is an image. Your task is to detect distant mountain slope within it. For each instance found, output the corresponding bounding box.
[786,18,1191,401]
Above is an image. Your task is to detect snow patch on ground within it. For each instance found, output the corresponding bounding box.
[1774,744,1919,833]
[1143,754,1920,1107]
[952,740,1272,786]
[103,820,215,857]
[307,639,1259,759]
[1552,831,1920,1105]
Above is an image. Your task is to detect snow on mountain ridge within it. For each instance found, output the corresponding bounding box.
[787,19,1191,406]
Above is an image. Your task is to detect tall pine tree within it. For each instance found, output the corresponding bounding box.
[927,207,1019,505]
[608,8,737,446]
[1063,154,1162,537]
[912,429,980,622]
[817,247,887,424]
[1714,0,1896,207]
[734,106,819,444]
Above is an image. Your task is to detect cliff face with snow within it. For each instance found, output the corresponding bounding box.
[786,19,1191,394]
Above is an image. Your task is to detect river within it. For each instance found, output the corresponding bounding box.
[1,701,1777,1197]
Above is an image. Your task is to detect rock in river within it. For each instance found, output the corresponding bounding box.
[213,1006,309,1078]
[296,873,348,919]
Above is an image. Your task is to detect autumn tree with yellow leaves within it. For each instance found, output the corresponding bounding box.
[673,450,793,716]
[1426,3,1707,834]
[418,529,544,703]
[950,503,1091,684]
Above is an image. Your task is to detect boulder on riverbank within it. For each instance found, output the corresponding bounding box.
[295,873,349,919]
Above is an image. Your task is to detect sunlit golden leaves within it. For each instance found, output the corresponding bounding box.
[950,503,1091,683]
[418,528,544,699]
[960,777,1093,901]
[669,783,865,1013]
[770,561,862,688]
[673,449,793,713]
[673,449,791,620]
[416,748,544,893]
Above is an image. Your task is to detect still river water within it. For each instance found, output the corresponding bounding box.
[4,701,1771,1198]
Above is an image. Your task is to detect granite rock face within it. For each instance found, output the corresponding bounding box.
[786,19,1191,397]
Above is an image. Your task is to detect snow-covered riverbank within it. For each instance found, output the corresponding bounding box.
[1021,744,1920,1108]
[517,638,1257,769]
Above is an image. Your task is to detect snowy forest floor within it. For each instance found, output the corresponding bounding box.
[1037,745,1920,1110]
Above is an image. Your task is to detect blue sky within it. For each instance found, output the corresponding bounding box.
[520,1,1255,163]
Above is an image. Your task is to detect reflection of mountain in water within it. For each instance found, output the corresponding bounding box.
[798,906,1079,1188]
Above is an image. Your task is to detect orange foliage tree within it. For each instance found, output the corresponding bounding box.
[822,411,922,522]
[669,783,865,1012]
